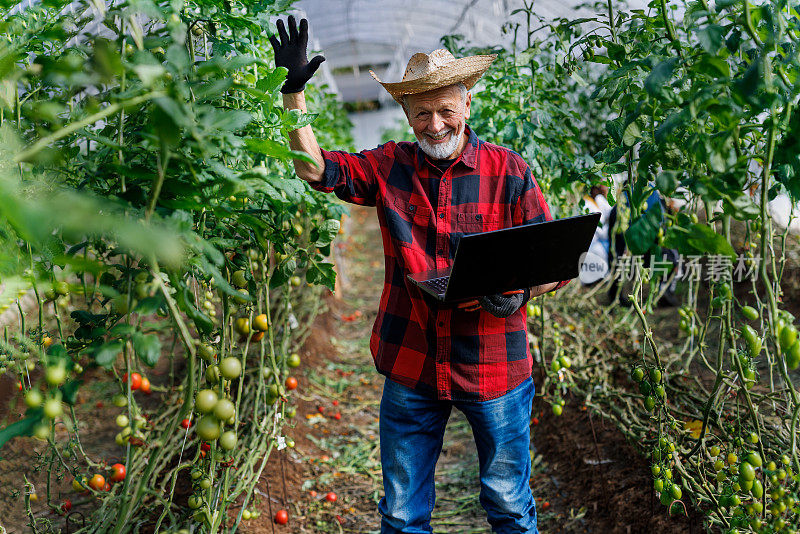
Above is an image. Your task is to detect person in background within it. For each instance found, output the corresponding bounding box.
[580,184,613,286]
[607,188,680,307]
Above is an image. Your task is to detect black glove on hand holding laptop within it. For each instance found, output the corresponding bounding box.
[478,288,531,318]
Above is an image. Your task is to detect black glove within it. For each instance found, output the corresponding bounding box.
[478,288,531,318]
[268,16,325,94]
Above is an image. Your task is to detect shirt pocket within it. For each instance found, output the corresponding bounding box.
[388,198,432,249]
[455,211,503,234]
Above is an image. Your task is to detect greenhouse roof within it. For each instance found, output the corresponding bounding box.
[293,0,647,103]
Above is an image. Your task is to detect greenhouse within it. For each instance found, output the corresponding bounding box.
[0,0,798,533]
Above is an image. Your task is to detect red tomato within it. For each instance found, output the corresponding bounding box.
[180,418,191,429]
[88,474,106,491]
[317,406,325,414]
[201,442,211,452]
[532,417,539,425]
[325,491,337,502]
[285,376,298,390]
[110,463,126,483]
[309,490,317,498]
[95,401,104,408]
[61,498,72,513]
[16,381,22,391]
[103,482,111,492]
[139,377,151,394]
[332,400,339,406]
[333,412,341,421]
[123,372,142,390]
[274,509,288,525]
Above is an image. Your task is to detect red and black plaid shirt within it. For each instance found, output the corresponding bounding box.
[312,125,567,401]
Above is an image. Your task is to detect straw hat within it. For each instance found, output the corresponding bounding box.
[370,49,497,106]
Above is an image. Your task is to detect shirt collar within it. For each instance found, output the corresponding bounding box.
[415,124,479,172]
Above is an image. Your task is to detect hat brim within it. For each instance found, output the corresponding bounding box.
[370,54,497,106]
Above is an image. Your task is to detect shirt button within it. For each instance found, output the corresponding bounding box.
[439,213,445,219]
[438,321,444,327]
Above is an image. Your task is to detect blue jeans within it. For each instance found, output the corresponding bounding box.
[378,376,538,533]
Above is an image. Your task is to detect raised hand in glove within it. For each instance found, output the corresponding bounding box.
[459,289,531,318]
[268,15,325,94]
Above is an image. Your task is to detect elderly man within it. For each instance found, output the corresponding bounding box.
[270,16,565,534]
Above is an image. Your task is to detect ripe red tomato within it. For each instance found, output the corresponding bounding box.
[201,442,211,452]
[325,491,337,502]
[140,377,151,394]
[110,463,126,483]
[123,372,142,390]
[60,498,72,513]
[285,376,298,390]
[332,400,339,407]
[180,418,191,429]
[309,490,317,498]
[274,509,288,525]
[16,381,22,391]
[88,474,106,491]
[333,412,341,421]
[251,330,264,342]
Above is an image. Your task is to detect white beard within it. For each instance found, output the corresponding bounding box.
[416,127,463,160]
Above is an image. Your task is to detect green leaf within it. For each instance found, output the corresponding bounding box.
[314,219,340,247]
[244,138,315,164]
[0,415,41,455]
[685,223,736,258]
[305,260,336,292]
[697,54,730,78]
[624,202,663,255]
[696,24,726,54]
[93,340,123,369]
[132,332,161,367]
[256,66,288,93]
[622,121,642,147]
[270,257,296,289]
[645,58,678,97]
[722,193,760,221]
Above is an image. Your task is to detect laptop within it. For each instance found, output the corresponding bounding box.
[407,212,601,303]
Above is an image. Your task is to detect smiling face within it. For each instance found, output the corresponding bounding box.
[403,84,472,161]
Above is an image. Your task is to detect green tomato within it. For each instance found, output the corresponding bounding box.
[709,445,721,457]
[24,389,43,408]
[219,357,242,380]
[113,394,128,408]
[195,415,221,441]
[45,365,66,386]
[213,399,236,421]
[198,344,216,362]
[739,462,756,481]
[552,404,562,416]
[43,398,63,419]
[654,478,664,492]
[287,353,301,368]
[188,495,202,509]
[199,478,212,490]
[116,414,129,428]
[632,367,645,382]
[745,452,762,467]
[231,270,248,289]
[205,365,220,384]
[741,306,759,321]
[644,395,656,412]
[779,324,798,352]
[786,340,800,370]
[219,431,237,450]
[195,390,219,414]
[551,359,561,372]
[670,485,682,500]
[559,355,572,369]
[649,368,662,383]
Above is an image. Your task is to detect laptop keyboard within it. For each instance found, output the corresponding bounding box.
[423,276,449,294]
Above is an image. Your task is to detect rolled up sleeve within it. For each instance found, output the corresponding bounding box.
[310,143,394,207]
